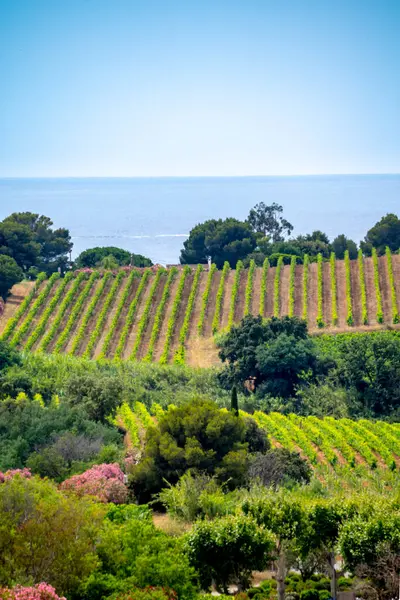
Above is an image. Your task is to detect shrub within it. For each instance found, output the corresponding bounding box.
[0,583,66,600]
[60,463,128,503]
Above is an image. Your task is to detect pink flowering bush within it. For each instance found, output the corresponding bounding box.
[59,462,128,503]
[0,468,32,483]
[0,582,66,600]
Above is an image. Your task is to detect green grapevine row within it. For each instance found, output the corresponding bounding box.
[372,248,383,323]
[144,268,178,362]
[114,270,151,360]
[130,269,166,360]
[2,272,47,341]
[316,253,324,328]
[259,257,269,317]
[302,255,309,321]
[385,247,399,323]
[288,256,296,318]
[344,250,353,326]
[244,259,256,316]
[197,264,216,335]
[174,264,203,364]
[159,266,191,364]
[273,256,283,318]
[212,261,230,334]
[330,253,338,326]
[358,249,368,325]
[228,260,243,329]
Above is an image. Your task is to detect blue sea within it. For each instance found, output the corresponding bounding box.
[0,175,399,265]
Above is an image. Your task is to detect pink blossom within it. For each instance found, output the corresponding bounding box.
[0,468,32,483]
[59,463,128,503]
[0,582,66,600]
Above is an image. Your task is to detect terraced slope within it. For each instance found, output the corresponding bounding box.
[1,251,400,365]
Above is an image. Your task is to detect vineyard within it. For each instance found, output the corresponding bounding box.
[114,401,400,476]
[1,250,400,366]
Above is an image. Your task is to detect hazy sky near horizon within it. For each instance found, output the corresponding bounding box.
[1,0,399,177]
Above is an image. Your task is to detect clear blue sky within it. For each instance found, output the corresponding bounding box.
[0,0,399,177]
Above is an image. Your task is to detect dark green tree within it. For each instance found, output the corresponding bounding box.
[249,448,311,487]
[247,203,293,241]
[75,246,152,268]
[292,231,331,258]
[64,373,124,423]
[0,255,24,298]
[180,218,257,268]
[231,385,239,416]
[361,213,400,255]
[331,234,358,259]
[0,340,21,372]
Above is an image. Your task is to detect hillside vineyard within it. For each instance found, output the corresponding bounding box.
[1,250,400,366]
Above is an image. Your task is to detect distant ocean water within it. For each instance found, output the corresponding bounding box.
[0,175,399,265]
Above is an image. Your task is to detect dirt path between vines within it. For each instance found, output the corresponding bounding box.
[293,264,303,319]
[168,274,194,361]
[364,256,378,326]
[378,255,392,323]
[122,275,153,360]
[279,263,290,317]
[106,276,140,359]
[220,270,235,330]
[251,267,262,316]
[322,261,332,327]
[234,268,247,323]
[350,259,362,327]
[335,259,348,329]
[136,274,167,360]
[265,266,276,317]
[307,261,318,331]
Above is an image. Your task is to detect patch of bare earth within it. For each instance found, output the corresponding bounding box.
[203,270,221,337]
[265,266,276,317]
[279,263,290,317]
[378,255,392,324]
[234,268,247,324]
[106,277,140,359]
[392,255,400,316]
[307,261,318,332]
[293,264,303,318]
[220,270,235,330]
[364,256,378,326]
[186,335,219,367]
[46,278,87,353]
[350,258,362,327]
[73,279,113,357]
[322,260,332,327]
[152,274,181,362]
[0,281,38,335]
[123,274,153,360]
[94,276,137,359]
[168,273,194,361]
[251,267,262,316]
[335,259,348,329]
[135,274,167,360]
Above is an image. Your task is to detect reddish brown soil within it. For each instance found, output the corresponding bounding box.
[265,266,276,317]
[220,270,235,330]
[0,281,38,335]
[123,275,153,360]
[378,255,392,323]
[135,274,168,360]
[350,259,362,327]
[279,263,290,317]
[364,256,378,326]
[73,279,113,357]
[187,271,210,341]
[251,265,262,316]
[94,276,137,359]
[168,274,195,360]
[234,268,247,323]
[392,255,400,317]
[335,259,348,329]
[152,274,182,362]
[322,261,332,327]
[293,264,303,318]
[307,261,318,331]
[202,270,221,337]
[46,279,88,353]
[106,277,140,358]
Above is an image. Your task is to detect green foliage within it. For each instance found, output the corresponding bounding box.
[344,250,353,326]
[288,255,296,318]
[247,202,293,241]
[186,514,274,592]
[273,256,283,318]
[228,260,244,329]
[115,270,151,359]
[372,248,384,323]
[0,255,24,298]
[55,271,101,354]
[302,255,309,321]
[180,218,257,268]
[9,273,60,348]
[244,259,256,316]
[174,264,203,364]
[212,261,230,334]
[316,254,324,328]
[1,272,46,341]
[197,264,216,335]
[361,212,400,255]
[131,269,166,360]
[75,246,152,268]
[331,234,358,259]
[385,246,399,323]
[249,448,312,487]
[160,267,191,364]
[25,272,74,352]
[65,371,124,423]
[145,268,178,361]
[358,249,368,325]
[259,257,269,317]
[329,253,338,326]
[38,271,86,352]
